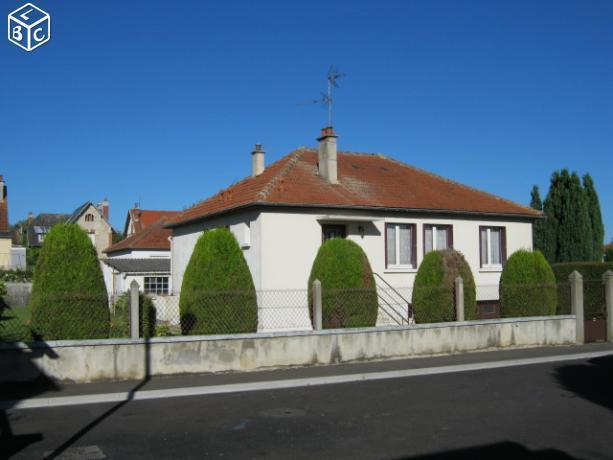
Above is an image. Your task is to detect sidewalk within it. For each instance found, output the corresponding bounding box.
[2,342,612,409]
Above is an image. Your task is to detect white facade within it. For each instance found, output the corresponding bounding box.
[171,208,533,299]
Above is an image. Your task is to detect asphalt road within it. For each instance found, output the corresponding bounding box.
[3,346,613,459]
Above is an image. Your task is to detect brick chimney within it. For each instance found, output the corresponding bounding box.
[251,144,265,177]
[28,212,33,226]
[317,127,338,184]
[0,175,9,234]
[101,198,109,221]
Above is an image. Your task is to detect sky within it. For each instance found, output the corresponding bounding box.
[1,0,611,241]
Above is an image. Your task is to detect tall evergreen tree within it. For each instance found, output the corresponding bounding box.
[542,169,592,263]
[583,174,604,261]
[530,185,547,254]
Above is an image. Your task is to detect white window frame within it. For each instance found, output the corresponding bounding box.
[425,225,451,253]
[144,276,169,295]
[386,223,415,269]
[481,227,503,269]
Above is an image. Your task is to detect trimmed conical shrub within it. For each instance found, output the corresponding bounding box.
[500,250,557,317]
[411,249,476,323]
[179,228,257,334]
[30,224,109,340]
[308,238,378,328]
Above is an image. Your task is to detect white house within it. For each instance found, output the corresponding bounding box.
[166,128,539,330]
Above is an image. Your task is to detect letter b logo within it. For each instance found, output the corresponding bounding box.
[12,25,23,41]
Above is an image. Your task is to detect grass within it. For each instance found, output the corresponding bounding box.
[0,305,32,341]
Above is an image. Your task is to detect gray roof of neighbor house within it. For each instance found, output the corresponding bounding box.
[67,201,95,224]
[26,213,69,247]
[102,258,170,274]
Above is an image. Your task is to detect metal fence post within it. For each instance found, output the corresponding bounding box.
[130,280,140,339]
[603,270,613,343]
[312,279,322,331]
[455,276,464,322]
[569,270,584,344]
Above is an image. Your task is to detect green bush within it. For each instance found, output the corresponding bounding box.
[551,262,613,317]
[179,228,258,334]
[308,238,378,328]
[411,249,476,323]
[499,250,557,317]
[30,224,109,340]
[0,269,33,283]
[0,279,6,299]
[109,292,156,338]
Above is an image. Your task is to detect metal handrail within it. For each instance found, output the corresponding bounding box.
[373,272,414,322]
[376,292,407,325]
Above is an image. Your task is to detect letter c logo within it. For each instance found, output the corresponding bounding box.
[33,27,45,42]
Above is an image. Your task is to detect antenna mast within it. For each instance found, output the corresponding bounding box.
[298,65,346,127]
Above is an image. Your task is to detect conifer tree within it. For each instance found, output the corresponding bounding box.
[583,174,604,261]
[530,185,547,254]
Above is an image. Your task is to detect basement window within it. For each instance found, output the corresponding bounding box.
[144,276,169,295]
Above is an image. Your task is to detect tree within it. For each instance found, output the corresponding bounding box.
[583,174,604,261]
[179,228,258,335]
[30,224,109,340]
[411,249,476,323]
[542,169,592,263]
[530,185,547,254]
[499,250,557,317]
[308,238,378,328]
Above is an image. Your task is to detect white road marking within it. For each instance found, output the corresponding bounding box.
[4,350,611,410]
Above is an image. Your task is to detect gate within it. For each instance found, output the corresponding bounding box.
[584,279,607,343]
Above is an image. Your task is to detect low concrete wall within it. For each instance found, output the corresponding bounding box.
[4,282,32,307]
[0,315,576,383]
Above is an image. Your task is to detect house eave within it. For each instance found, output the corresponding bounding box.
[166,201,541,229]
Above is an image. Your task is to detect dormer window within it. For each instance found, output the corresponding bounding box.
[85,213,94,222]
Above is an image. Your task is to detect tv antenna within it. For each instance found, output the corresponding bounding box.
[298,65,346,127]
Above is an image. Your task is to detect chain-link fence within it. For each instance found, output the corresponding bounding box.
[0,277,607,341]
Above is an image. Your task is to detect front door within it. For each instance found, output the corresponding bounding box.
[322,224,346,243]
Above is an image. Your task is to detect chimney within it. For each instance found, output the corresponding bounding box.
[251,144,265,177]
[0,175,5,204]
[317,127,338,184]
[101,198,109,221]
[28,212,33,225]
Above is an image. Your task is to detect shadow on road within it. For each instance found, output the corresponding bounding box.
[0,337,59,459]
[553,354,613,412]
[394,441,579,459]
[42,336,152,460]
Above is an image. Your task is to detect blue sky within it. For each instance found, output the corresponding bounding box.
[1,0,611,241]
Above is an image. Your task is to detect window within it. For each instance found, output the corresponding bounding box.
[85,213,94,222]
[322,224,346,243]
[385,223,416,268]
[479,226,506,268]
[144,276,169,295]
[424,225,453,254]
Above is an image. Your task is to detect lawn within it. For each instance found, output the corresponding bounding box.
[0,305,32,341]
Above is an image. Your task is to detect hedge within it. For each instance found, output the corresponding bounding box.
[499,250,557,317]
[30,224,109,340]
[109,292,156,338]
[179,228,258,334]
[552,262,613,318]
[0,269,33,283]
[308,238,378,328]
[411,249,476,323]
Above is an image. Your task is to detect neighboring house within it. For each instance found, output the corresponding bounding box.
[166,129,540,330]
[67,200,114,258]
[123,206,179,237]
[102,214,175,324]
[0,175,26,270]
[26,212,69,247]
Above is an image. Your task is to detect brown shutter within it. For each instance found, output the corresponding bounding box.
[479,226,484,268]
[412,224,417,268]
[448,225,454,249]
[501,227,507,264]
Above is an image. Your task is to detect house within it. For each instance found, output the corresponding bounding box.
[166,128,540,330]
[123,206,179,237]
[0,176,26,270]
[102,215,175,298]
[26,212,70,247]
[67,200,114,258]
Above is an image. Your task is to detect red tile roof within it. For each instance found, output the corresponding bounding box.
[126,209,180,235]
[167,148,539,228]
[105,218,172,254]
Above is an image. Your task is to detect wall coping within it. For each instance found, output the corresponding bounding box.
[0,315,576,351]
